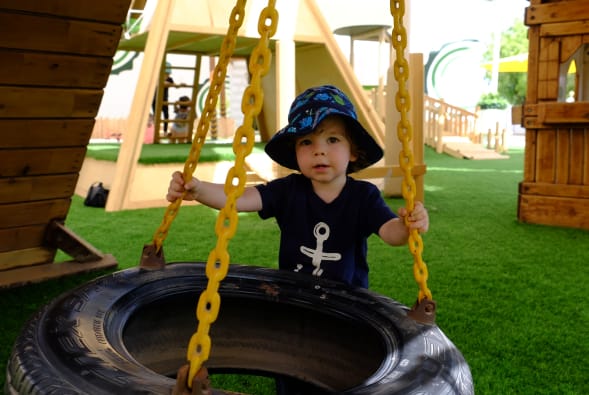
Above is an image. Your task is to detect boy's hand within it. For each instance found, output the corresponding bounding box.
[398,201,429,234]
[166,171,200,202]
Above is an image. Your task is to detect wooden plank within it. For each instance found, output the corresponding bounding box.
[584,129,589,185]
[0,247,55,271]
[0,87,103,118]
[0,49,112,89]
[512,106,523,126]
[555,127,570,184]
[107,0,176,211]
[539,38,560,63]
[518,194,589,230]
[0,147,86,177]
[536,129,557,183]
[522,117,555,129]
[537,102,589,124]
[568,128,586,185]
[0,12,122,56]
[0,220,119,288]
[0,119,94,148]
[0,199,70,228]
[520,181,589,199]
[527,25,540,103]
[526,0,589,25]
[0,174,79,204]
[540,20,589,37]
[0,225,46,253]
[0,254,117,289]
[538,40,560,100]
[442,141,509,160]
[560,36,583,63]
[0,0,130,23]
[523,130,538,182]
[45,221,106,264]
[410,53,426,202]
[521,104,542,129]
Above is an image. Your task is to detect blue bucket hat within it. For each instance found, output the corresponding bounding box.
[264,85,383,173]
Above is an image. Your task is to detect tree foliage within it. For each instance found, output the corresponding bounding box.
[484,19,529,105]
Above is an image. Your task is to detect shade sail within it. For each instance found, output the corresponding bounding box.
[482,53,576,73]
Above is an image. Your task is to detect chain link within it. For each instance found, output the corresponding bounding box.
[390,0,432,302]
[185,0,277,385]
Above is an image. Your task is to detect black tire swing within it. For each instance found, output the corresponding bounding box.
[6,264,473,395]
[6,1,474,394]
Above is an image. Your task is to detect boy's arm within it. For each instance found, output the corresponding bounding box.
[378,218,410,246]
[194,180,262,212]
[378,201,429,246]
[166,171,262,212]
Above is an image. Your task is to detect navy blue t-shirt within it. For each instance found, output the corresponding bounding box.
[255,174,396,288]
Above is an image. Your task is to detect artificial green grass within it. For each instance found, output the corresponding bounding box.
[85,141,267,164]
[1,147,588,394]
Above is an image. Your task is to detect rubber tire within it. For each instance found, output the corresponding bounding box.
[5,263,473,394]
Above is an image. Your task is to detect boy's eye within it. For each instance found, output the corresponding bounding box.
[327,136,340,143]
[298,138,311,146]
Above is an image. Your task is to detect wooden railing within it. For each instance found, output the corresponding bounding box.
[423,95,479,152]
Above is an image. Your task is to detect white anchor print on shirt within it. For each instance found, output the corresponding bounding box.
[297,222,341,276]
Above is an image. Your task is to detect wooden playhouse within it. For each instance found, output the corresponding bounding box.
[517,0,589,230]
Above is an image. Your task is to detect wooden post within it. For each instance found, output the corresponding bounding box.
[106,0,175,212]
[272,39,296,178]
[436,107,444,154]
[384,63,402,196]
[410,53,425,203]
[486,128,493,149]
[187,54,202,143]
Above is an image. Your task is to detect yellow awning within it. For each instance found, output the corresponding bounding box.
[482,53,576,73]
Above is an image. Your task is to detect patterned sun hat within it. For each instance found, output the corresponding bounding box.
[264,85,383,173]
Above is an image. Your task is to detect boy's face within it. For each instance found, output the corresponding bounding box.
[294,116,357,183]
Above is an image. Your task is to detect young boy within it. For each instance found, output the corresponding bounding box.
[167,84,429,394]
[166,84,429,288]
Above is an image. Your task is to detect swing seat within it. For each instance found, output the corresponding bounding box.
[6,263,474,394]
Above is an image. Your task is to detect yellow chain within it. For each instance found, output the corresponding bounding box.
[390,0,432,302]
[150,1,247,251]
[186,0,278,385]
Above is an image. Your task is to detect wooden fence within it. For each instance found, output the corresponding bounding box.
[423,96,478,151]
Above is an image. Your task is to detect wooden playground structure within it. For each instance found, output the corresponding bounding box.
[106,0,427,212]
[0,0,128,287]
[0,0,588,290]
[515,1,589,229]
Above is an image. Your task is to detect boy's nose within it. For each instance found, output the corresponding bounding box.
[313,142,326,155]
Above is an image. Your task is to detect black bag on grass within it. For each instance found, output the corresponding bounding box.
[84,182,109,208]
